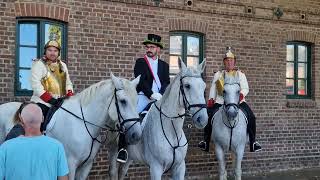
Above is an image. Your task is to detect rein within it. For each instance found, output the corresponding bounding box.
[223,80,241,151]
[179,76,207,117]
[154,75,206,173]
[57,87,141,167]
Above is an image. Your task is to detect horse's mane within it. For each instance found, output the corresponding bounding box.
[77,80,112,105]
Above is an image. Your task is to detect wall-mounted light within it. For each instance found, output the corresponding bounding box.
[300,13,306,20]
[245,6,254,14]
[185,0,193,7]
[274,7,283,19]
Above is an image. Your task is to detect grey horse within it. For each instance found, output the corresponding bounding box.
[0,74,142,180]
[109,59,208,180]
[212,72,248,180]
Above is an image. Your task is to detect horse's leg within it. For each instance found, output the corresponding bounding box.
[74,143,102,180]
[75,159,94,180]
[118,159,133,180]
[215,144,227,180]
[109,142,119,180]
[67,158,78,180]
[171,160,186,180]
[234,145,245,180]
[150,163,163,180]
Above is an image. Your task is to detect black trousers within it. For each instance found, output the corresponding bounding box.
[240,102,256,151]
[37,103,50,132]
[203,102,256,151]
[203,103,222,146]
[5,103,50,141]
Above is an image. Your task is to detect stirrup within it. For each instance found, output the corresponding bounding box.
[116,148,128,163]
[253,142,262,152]
[198,141,208,151]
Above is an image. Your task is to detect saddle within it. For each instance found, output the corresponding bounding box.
[139,101,156,120]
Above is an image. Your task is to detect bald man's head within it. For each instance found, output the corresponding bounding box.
[20,103,43,128]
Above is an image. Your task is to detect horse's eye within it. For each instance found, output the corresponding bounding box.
[120,99,127,105]
[185,84,191,89]
[223,90,226,94]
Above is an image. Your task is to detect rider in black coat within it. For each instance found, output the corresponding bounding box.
[117,34,170,163]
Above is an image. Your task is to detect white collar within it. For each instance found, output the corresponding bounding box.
[147,56,158,62]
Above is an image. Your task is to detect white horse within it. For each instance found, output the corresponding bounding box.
[109,59,208,180]
[211,72,248,180]
[0,74,142,180]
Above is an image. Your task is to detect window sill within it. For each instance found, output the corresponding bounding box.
[286,99,316,108]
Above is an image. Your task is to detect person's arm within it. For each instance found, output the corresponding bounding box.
[0,146,5,180]
[58,175,68,180]
[239,71,249,101]
[159,61,170,95]
[134,59,153,98]
[57,143,69,179]
[30,60,51,101]
[208,71,221,100]
[61,61,74,96]
[30,60,59,105]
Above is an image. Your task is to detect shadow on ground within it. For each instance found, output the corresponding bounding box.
[243,168,320,180]
[200,168,320,180]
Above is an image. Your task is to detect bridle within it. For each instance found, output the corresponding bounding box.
[58,87,141,167]
[113,88,142,134]
[223,81,240,116]
[154,74,207,173]
[179,75,207,118]
[222,81,241,151]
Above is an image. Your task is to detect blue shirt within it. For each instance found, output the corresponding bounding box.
[0,135,69,180]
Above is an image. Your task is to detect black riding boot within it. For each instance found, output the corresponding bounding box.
[240,102,262,152]
[198,103,222,152]
[117,133,128,163]
[36,103,49,132]
[198,121,212,152]
[5,124,25,141]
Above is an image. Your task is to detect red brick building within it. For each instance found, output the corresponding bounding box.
[1,0,320,179]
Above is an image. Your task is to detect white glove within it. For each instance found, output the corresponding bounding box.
[151,93,162,101]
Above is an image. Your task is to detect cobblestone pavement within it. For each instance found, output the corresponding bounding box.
[242,168,320,180]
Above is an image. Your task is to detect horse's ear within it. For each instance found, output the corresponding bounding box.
[131,75,140,88]
[198,58,206,73]
[111,72,123,90]
[178,57,187,72]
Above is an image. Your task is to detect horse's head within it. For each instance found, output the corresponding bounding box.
[178,58,208,129]
[108,73,142,145]
[223,72,240,119]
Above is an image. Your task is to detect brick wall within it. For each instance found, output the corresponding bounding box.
[1,0,320,179]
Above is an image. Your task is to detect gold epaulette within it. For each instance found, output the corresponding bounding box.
[216,76,224,96]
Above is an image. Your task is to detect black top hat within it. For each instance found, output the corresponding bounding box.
[143,34,164,49]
